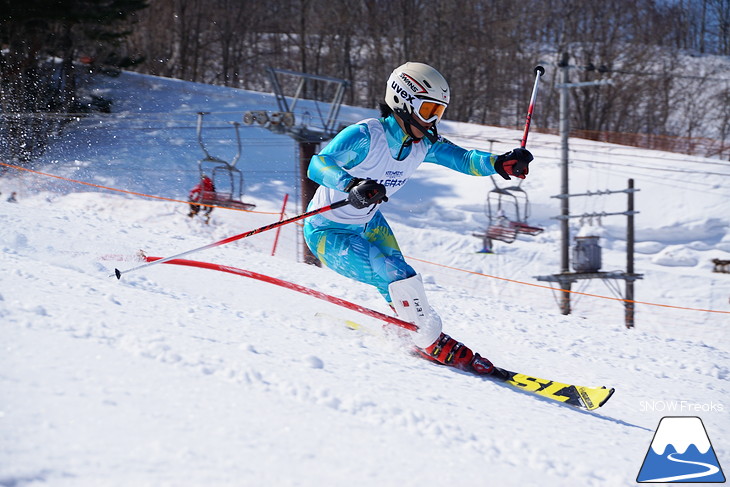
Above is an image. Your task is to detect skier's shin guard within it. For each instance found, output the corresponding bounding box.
[388,274,442,348]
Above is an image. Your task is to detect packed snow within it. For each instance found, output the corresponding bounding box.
[1,71,728,486]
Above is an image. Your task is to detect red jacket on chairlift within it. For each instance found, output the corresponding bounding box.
[189,176,215,201]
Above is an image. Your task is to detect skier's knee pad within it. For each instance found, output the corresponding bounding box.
[388,274,442,348]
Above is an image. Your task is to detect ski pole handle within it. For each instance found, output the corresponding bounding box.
[112,199,349,279]
[520,65,545,149]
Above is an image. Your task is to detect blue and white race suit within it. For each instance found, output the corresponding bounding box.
[303,115,498,302]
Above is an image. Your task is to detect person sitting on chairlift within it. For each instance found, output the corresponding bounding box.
[187,175,215,223]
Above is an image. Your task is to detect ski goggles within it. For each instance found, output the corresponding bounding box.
[413,98,447,124]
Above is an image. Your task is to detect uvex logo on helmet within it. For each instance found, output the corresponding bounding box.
[391,81,415,103]
[399,73,427,94]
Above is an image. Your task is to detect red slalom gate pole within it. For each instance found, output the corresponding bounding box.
[113,199,349,279]
[520,65,545,149]
[271,193,289,257]
[144,256,418,332]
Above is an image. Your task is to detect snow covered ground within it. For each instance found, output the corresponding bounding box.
[1,71,728,486]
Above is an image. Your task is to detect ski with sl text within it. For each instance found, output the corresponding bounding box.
[316,312,615,411]
[488,367,615,411]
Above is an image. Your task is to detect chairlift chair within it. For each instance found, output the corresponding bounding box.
[473,177,543,251]
[485,185,520,243]
[193,112,255,211]
[499,181,544,237]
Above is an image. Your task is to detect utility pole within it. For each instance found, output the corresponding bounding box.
[537,179,642,328]
[539,56,641,328]
[626,178,636,328]
[556,52,613,314]
[559,52,571,313]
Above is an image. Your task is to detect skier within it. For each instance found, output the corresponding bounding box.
[303,62,533,376]
[187,175,215,223]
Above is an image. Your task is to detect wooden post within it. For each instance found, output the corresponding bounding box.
[559,281,572,315]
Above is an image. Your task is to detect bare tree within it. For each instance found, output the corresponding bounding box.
[88,0,730,154]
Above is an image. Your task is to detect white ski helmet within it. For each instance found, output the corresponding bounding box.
[385,62,450,124]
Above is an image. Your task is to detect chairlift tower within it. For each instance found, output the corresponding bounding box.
[243,67,349,265]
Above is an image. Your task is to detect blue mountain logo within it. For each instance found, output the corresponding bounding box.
[637,416,725,483]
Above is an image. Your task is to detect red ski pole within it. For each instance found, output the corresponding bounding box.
[520,65,545,149]
[143,256,419,332]
[113,199,348,279]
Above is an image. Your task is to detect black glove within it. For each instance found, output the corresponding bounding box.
[345,178,388,209]
[493,147,533,180]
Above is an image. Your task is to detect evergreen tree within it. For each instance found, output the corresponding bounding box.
[0,0,148,163]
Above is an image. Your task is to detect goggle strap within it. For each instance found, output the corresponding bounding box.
[396,108,439,143]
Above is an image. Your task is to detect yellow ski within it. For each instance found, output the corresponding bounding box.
[316,312,615,411]
[499,371,614,410]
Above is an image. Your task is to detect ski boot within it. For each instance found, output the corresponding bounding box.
[388,275,504,379]
[417,333,496,376]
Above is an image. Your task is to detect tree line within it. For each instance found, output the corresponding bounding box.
[2,0,730,164]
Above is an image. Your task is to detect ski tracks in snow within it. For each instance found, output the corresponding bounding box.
[1,195,715,486]
[2,240,619,485]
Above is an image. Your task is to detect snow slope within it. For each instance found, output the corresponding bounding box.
[1,71,728,486]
